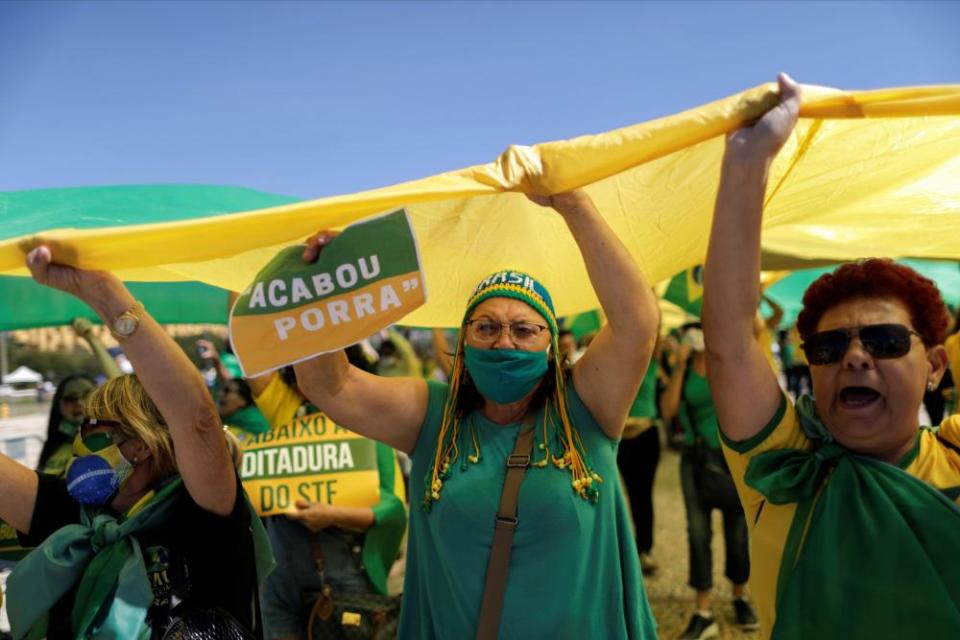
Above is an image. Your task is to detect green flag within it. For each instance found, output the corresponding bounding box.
[663,265,704,317]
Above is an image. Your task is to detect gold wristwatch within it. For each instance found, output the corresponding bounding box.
[110,301,145,341]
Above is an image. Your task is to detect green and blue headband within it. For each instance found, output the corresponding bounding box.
[463,270,558,335]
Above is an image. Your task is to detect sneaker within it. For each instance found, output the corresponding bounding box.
[639,552,658,576]
[679,613,718,639]
[733,597,759,630]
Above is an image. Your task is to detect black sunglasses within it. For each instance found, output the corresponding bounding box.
[801,323,922,366]
[79,417,125,438]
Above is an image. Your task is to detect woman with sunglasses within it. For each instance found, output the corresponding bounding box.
[35,374,97,476]
[703,74,960,639]
[0,246,271,639]
[218,377,270,444]
[292,189,660,639]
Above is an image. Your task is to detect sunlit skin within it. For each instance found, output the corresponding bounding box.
[810,297,947,463]
[466,297,552,425]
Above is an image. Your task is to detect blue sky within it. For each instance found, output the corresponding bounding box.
[1,1,958,199]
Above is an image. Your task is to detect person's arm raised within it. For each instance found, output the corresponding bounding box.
[27,247,236,516]
[659,343,691,420]
[528,190,659,439]
[293,233,428,454]
[702,73,800,442]
[73,317,123,379]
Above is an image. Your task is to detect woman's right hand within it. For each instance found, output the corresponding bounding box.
[301,230,342,264]
[196,339,220,362]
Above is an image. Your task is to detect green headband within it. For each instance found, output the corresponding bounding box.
[463,270,558,335]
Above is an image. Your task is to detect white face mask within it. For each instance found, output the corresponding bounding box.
[683,328,705,353]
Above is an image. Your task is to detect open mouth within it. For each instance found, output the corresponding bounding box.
[839,386,882,409]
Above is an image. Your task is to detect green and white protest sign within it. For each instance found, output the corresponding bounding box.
[230,209,426,377]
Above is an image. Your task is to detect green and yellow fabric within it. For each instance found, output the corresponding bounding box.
[721,393,960,638]
[6,478,274,639]
[663,266,704,317]
[3,84,960,328]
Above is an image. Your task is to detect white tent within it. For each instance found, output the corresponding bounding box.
[2,366,42,385]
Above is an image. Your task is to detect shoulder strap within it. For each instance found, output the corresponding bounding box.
[475,416,536,640]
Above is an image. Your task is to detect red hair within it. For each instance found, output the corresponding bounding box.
[796,259,949,347]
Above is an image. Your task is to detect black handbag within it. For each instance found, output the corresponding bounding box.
[303,534,401,640]
[692,439,742,511]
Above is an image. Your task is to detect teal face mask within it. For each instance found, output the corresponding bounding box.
[463,344,549,404]
[59,419,79,438]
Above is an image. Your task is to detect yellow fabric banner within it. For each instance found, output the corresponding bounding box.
[2,82,959,326]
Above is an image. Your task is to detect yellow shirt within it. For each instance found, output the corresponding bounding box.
[253,374,406,503]
[721,394,960,638]
[946,334,960,403]
[254,375,407,512]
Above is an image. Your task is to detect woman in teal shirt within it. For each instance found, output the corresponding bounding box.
[660,323,755,640]
[293,188,660,639]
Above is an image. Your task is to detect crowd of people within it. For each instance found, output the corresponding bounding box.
[1,74,959,640]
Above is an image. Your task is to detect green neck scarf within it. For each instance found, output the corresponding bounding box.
[58,419,80,438]
[226,405,270,435]
[746,396,960,638]
[8,477,275,639]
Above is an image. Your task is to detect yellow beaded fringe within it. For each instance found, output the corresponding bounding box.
[424,332,601,510]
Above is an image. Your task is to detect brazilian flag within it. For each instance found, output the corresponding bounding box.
[663,265,704,317]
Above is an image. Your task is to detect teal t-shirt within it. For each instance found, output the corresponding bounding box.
[399,380,657,639]
[628,361,659,419]
[679,369,721,450]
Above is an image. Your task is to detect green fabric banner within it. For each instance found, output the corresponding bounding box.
[765,259,960,327]
[0,277,230,330]
[0,184,299,241]
[0,185,301,330]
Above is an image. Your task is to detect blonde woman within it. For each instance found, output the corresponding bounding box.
[0,246,271,639]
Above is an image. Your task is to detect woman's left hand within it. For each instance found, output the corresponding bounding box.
[287,499,338,532]
[525,189,592,217]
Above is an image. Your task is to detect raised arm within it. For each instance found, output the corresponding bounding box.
[73,318,123,379]
[529,190,659,439]
[27,247,236,516]
[293,233,428,454]
[386,327,422,377]
[702,74,800,442]
[659,342,691,420]
[196,339,233,385]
